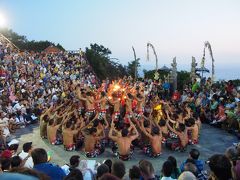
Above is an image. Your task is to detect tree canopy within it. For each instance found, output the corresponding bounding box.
[143,69,191,91]
[127,58,140,79]
[85,43,128,80]
[177,71,191,91]
[0,28,64,52]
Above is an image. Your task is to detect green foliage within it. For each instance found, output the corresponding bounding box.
[143,69,169,80]
[56,43,65,51]
[0,28,65,52]
[127,58,140,79]
[144,69,191,91]
[232,79,240,87]
[85,43,128,80]
[177,71,191,91]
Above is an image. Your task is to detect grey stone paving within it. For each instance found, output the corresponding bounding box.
[14,124,238,175]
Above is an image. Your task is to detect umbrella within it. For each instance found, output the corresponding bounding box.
[196,67,210,78]
[196,67,210,73]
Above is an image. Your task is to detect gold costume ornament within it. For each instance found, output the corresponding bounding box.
[153,104,163,124]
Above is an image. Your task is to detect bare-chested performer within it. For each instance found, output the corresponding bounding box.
[140,120,162,157]
[108,93,121,121]
[134,93,145,120]
[47,103,66,125]
[62,117,80,151]
[186,118,199,144]
[47,119,63,145]
[89,115,110,148]
[39,105,53,139]
[96,91,108,120]
[166,120,188,151]
[78,91,95,120]
[77,88,86,116]
[166,111,183,138]
[125,93,134,119]
[81,123,105,158]
[109,118,139,161]
[89,112,109,136]
[62,119,77,149]
[45,102,68,144]
[158,119,169,143]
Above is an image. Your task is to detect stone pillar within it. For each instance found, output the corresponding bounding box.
[190,56,198,83]
[170,57,177,91]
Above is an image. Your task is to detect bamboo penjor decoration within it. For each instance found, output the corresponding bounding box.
[0,33,20,51]
[147,42,159,80]
[132,46,137,80]
[202,41,215,83]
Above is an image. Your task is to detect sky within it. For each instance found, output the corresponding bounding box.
[0,0,240,80]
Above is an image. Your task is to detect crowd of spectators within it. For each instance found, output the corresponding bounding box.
[0,35,240,180]
[0,37,97,150]
[1,143,240,180]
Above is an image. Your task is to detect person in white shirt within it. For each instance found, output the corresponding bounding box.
[0,112,10,140]
[13,102,21,113]
[18,77,26,85]
[19,142,34,168]
[15,111,26,128]
[6,103,14,114]
[178,171,197,180]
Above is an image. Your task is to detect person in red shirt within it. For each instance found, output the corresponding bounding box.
[226,80,234,95]
[0,68,7,78]
[172,90,181,102]
[211,100,226,125]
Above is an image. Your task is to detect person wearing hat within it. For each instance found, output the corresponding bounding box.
[19,142,33,168]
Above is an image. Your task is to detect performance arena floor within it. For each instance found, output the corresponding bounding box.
[15,124,238,175]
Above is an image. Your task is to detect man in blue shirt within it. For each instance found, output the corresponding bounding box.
[180,148,204,173]
[32,148,66,180]
[162,80,170,100]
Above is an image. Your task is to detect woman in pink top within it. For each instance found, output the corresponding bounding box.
[9,90,17,102]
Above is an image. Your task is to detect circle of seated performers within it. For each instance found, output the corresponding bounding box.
[0,38,239,161]
[40,79,204,161]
